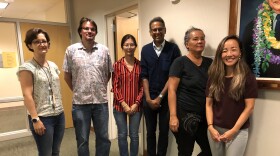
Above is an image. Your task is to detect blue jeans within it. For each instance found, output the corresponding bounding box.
[72,103,111,156]
[28,112,65,156]
[113,108,142,156]
[143,97,170,156]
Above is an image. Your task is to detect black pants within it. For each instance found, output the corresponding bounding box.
[173,110,212,156]
[143,98,169,156]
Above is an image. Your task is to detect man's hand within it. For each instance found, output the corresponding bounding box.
[146,97,161,110]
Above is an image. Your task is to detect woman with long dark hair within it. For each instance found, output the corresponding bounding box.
[206,35,258,156]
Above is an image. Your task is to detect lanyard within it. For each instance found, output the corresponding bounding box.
[33,58,56,109]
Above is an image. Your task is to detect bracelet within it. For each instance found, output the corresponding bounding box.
[122,104,129,108]
[208,124,213,127]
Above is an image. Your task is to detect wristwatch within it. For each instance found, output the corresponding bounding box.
[32,117,40,123]
[158,94,163,99]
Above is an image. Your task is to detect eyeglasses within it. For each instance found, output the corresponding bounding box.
[123,44,136,48]
[82,27,96,32]
[150,28,165,33]
[32,40,48,45]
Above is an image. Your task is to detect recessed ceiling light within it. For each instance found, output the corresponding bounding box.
[0,2,9,9]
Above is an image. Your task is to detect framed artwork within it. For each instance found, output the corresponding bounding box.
[229,0,280,90]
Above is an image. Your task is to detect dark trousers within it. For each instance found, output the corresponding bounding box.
[143,98,169,156]
[173,110,212,156]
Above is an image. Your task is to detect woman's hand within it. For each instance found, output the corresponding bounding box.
[33,120,46,136]
[208,126,221,142]
[130,104,138,115]
[220,129,236,142]
[169,115,179,132]
[123,104,133,115]
[121,102,133,115]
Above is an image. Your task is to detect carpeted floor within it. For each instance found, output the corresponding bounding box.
[0,128,119,156]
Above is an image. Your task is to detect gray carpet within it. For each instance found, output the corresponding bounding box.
[0,128,119,156]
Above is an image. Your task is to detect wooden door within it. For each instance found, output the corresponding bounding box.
[115,16,139,60]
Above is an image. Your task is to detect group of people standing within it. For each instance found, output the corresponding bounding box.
[17,15,258,156]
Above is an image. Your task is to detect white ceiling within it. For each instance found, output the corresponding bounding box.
[118,9,138,18]
[0,0,138,21]
[0,0,61,19]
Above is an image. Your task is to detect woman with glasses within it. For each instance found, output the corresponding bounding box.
[17,28,65,156]
[112,34,143,156]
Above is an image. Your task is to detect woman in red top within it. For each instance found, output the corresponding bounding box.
[112,34,143,156]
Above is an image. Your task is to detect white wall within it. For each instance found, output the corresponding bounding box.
[69,0,280,155]
[69,0,137,44]
[245,90,280,156]
[46,0,66,23]
[139,0,229,57]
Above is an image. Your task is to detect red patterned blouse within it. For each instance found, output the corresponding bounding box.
[112,57,143,112]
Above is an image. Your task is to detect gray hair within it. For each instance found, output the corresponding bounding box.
[184,27,204,45]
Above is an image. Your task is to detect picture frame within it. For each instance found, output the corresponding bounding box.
[229,0,280,90]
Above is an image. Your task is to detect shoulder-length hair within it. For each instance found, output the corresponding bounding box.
[24,28,50,52]
[208,35,250,101]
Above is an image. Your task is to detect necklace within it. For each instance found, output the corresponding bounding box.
[252,1,280,76]
[33,58,56,109]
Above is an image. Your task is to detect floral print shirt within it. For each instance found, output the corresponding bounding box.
[62,42,113,104]
[17,60,64,117]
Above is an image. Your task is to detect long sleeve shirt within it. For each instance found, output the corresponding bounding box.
[140,40,181,98]
[112,57,143,112]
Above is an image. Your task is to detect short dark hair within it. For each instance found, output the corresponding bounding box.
[24,28,50,52]
[149,17,165,30]
[121,34,137,49]
[77,17,98,39]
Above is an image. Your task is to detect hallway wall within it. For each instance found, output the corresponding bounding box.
[69,0,136,44]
